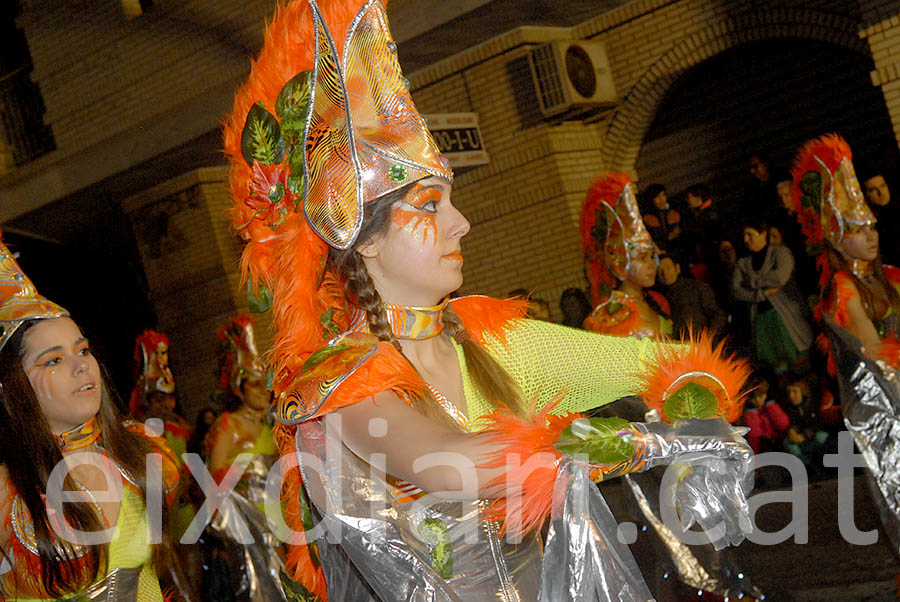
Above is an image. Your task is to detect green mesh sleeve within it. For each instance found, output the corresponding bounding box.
[459,319,665,430]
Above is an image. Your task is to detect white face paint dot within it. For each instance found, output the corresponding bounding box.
[368,417,388,438]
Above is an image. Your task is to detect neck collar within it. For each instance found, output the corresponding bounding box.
[56,417,100,452]
[849,259,874,278]
[384,299,448,340]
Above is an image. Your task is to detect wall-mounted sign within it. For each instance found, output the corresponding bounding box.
[422,113,489,168]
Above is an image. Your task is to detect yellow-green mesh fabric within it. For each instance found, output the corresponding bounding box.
[16,487,162,602]
[458,319,661,431]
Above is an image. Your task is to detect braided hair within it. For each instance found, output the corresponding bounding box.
[329,183,526,426]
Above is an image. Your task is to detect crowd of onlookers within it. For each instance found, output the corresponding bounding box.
[516,153,900,484]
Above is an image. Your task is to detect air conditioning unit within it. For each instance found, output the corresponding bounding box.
[528,40,617,118]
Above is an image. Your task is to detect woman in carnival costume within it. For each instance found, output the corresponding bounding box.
[203,315,285,602]
[580,174,672,338]
[0,241,181,601]
[223,1,756,600]
[578,174,764,601]
[129,331,191,459]
[790,134,900,553]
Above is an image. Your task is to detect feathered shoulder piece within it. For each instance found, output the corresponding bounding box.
[580,173,632,305]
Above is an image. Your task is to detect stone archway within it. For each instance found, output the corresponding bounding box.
[599,7,868,173]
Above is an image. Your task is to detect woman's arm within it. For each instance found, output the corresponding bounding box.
[730,261,763,302]
[758,245,794,289]
[843,287,884,356]
[335,392,554,499]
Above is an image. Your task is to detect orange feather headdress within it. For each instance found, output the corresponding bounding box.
[580,173,657,306]
[129,329,175,417]
[791,134,875,291]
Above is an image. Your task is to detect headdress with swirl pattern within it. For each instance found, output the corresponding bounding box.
[791,134,875,290]
[0,239,68,352]
[580,173,658,306]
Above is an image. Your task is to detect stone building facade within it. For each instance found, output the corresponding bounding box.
[3,0,900,415]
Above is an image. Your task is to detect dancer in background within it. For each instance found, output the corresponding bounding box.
[580,174,672,338]
[222,1,755,600]
[579,173,764,601]
[0,241,180,601]
[791,134,900,557]
[203,315,285,602]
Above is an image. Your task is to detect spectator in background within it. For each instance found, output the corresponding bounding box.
[559,287,592,329]
[682,183,722,268]
[772,178,818,296]
[656,254,727,339]
[746,153,790,226]
[732,218,813,375]
[640,184,682,251]
[862,169,900,265]
[742,376,790,454]
[529,297,552,321]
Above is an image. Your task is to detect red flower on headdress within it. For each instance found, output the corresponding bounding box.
[239,162,297,231]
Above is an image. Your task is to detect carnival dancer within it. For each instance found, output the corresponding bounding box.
[203,315,285,602]
[0,241,180,601]
[223,1,756,600]
[579,174,764,601]
[580,174,672,338]
[791,134,900,554]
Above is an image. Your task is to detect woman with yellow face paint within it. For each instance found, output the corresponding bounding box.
[0,244,180,601]
[223,1,757,600]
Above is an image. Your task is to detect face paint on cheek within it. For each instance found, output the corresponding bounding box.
[27,366,58,405]
[392,209,437,246]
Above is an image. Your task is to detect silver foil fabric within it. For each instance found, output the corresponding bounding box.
[78,567,143,602]
[208,452,286,602]
[292,411,754,601]
[824,316,900,553]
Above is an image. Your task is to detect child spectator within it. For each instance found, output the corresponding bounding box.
[782,377,829,472]
[559,287,592,329]
[742,377,790,454]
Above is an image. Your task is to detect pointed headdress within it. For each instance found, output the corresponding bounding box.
[129,329,175,417]
[791,134,875,289]
[580,173,657,305]
[223,0,451,396]
[217,315,264,395]
[0,240,68,351]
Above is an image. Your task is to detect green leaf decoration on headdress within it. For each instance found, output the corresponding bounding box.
[554,417,635,464]
[302,343,352,371]
[241,103,286,166]
[799,171,823,211]
[277,71,313,148]
[663,381,718,421]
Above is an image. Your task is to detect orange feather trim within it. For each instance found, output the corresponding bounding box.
[449,296,529,348]
[479,394,578,537]
[635,329,751,423]
[273,422,329,600]
[223,0,365,400]
[580,174,631,305]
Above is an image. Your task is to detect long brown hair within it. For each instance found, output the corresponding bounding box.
[329,184,526,427]
[0,319,175,597]
[827,247,900,331]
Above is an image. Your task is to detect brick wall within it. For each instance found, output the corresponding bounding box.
[408,0,886,319]
[17,0,271,157]
[123,166,251,416]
